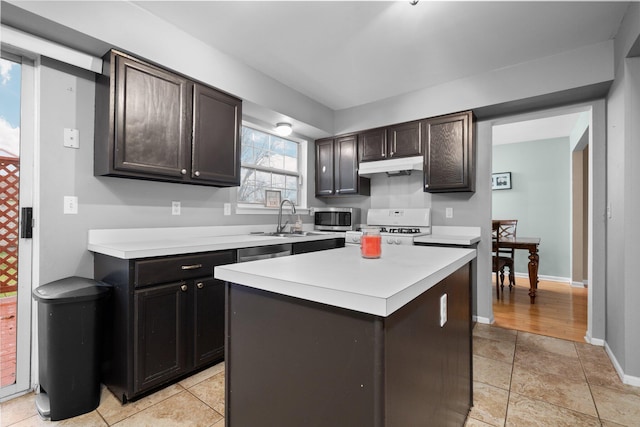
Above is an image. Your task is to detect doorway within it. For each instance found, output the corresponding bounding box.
[0,52,34,400]
[490,107,594,343]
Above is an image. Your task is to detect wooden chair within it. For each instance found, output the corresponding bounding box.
[492,221,514,298]
[495,220,518,287]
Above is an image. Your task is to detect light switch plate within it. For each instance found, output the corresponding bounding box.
[172,201,181,215]
[445,207,453,219]
[63,196,78,214]
[224,203,231,216]
[63,128,79,149]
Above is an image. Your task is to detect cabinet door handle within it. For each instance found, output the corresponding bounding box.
[180,284,188,292]
[181,264,203,270]
[194,171,201,177]
[181,169,187,175]
[197,282,204,289]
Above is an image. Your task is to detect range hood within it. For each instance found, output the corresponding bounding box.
[358,156,424,177]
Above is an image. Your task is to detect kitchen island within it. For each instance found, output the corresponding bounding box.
[215,244,476,427]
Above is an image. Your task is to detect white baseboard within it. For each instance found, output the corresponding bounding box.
[571,281,586,288]
[473,315,492,325]
[513,272,570,283]
[604,342,640,388]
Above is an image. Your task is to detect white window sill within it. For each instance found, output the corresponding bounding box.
[235,204,310,215]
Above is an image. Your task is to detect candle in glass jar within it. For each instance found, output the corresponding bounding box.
[361,229,381,258]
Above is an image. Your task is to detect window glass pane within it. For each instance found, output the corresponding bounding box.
[238,126,300,204]
[272,173,286,189]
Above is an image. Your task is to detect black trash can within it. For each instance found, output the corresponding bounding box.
[32,276,111,421]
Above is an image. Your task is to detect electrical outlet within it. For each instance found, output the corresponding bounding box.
[440,293,448,327]
[224,203,231,216]
[445,207,453,219]
[63,196,78,214]
[63,128,79,149]
[172,201,181,215]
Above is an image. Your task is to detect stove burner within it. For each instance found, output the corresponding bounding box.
[380,227,422,234]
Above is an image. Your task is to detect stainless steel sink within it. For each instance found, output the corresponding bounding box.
[249,231,328,238]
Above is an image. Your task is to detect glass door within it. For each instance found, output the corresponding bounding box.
[0,52,34,399]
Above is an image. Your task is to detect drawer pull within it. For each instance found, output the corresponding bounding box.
[180,284,188,292]
[181,264,203,270]
[197,282,204,289]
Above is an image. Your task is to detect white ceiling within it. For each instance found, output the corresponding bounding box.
[492,112,585,145]
[133,1,628,112]
[132,1,628,143]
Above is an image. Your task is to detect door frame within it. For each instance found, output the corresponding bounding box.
[0,51,38,401]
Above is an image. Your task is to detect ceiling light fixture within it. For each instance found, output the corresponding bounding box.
[275,122,293,136]
[409,0,419,4]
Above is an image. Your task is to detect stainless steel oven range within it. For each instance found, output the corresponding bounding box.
[345,208,431,245]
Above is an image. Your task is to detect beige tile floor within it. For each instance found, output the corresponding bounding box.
[1,325,639,426]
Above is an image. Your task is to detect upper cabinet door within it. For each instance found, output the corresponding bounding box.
[334,135,359,195]
[315,139,335,196]
[388,120,422,159]
[423,111,475,193]
[191,84,242,186]
[114,55,189,178]
[358,128,387,162]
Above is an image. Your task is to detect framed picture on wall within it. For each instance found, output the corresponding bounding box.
[265,189,281,207]
[492,172,512,190]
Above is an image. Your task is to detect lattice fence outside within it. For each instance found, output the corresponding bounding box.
[0,156,19,294]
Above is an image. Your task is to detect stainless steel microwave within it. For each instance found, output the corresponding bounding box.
[313,207,360,231]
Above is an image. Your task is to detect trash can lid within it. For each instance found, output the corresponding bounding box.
[32,276,111,303]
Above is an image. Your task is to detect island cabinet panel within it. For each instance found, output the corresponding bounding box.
[315,135,370,197]
[423,111,475,192]
[225,263,472,426]
[94,49,242,187]
[95,250,235,402]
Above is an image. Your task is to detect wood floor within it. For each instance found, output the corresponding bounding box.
[492,276,588,342]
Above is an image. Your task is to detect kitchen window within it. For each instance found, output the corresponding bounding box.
[238,124,307,209]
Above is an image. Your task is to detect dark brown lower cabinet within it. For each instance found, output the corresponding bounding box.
[96,250,235,402]
[225,263,472,426]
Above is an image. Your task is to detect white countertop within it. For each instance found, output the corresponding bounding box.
[88,225,344,259]
[215,245,476,317]
[414,226,481,246]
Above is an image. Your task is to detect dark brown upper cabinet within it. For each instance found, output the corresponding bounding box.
[95,50,241,187]
[358,127,387,162]
[315,135,370,197]
[423,111,475,193]
[387,120,422,159]
[359,121,422,162]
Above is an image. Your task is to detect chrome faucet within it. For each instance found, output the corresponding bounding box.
[277,199,296,233]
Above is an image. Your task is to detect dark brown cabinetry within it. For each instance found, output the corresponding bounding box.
[95,250,235,402]
[315,135,370,197]
[95,50,241,187]
[225,263,471,426]
[358,122,422,162]
[423,111,475,193]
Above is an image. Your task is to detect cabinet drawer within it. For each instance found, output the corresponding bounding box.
[134,252,235,287]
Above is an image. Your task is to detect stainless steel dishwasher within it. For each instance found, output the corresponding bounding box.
[237,244,292,262]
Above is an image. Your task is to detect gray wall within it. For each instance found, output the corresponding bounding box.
[37,59,317,285]
[604,1,640,381]
[492,138,571,279]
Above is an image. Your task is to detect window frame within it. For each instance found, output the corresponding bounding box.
[236,121,308,214]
